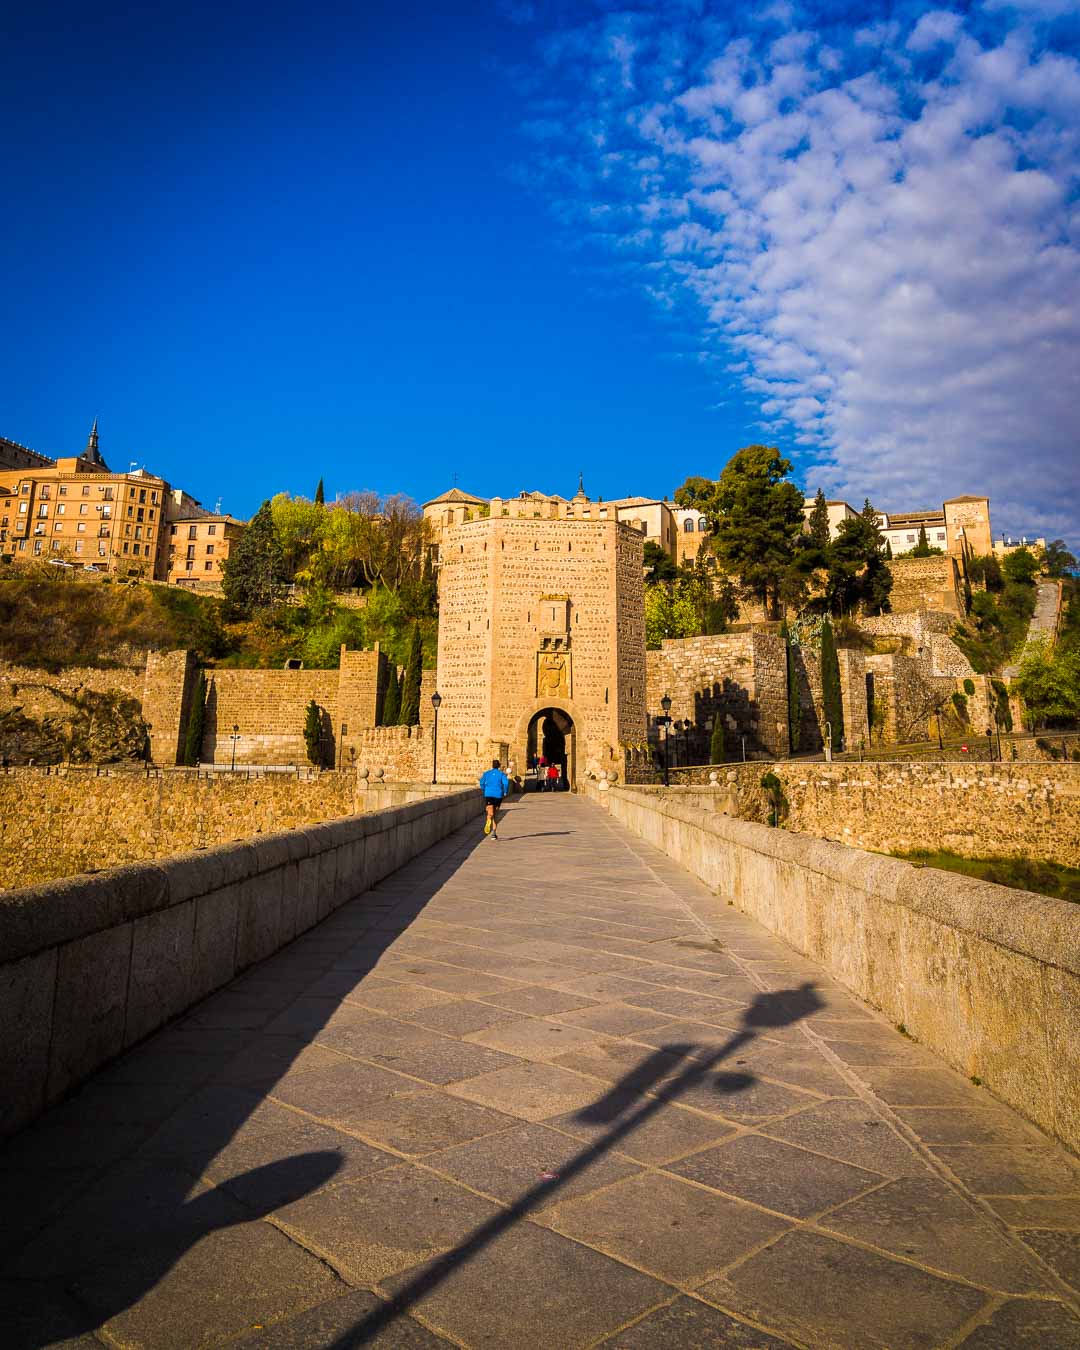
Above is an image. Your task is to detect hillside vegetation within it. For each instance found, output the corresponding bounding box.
[0,575,435,674]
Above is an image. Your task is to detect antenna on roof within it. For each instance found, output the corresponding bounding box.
[452,471,458,489]
[215,497,222,514]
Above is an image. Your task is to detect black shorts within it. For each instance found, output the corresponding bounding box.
[484,796,503,809]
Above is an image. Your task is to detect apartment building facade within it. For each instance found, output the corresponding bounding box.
[165,514,245,585]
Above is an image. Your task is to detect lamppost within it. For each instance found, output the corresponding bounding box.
[430,691,442,784]
[660,693,672,787]
[144,721,153,769]
[230,723,240,772]
[985,727,994,762]
[338,721,348,770]
[935,709,943,752]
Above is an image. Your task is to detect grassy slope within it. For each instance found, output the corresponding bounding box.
[895,848,1080,904]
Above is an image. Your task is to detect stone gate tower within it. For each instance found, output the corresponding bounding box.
[434,508,647,784]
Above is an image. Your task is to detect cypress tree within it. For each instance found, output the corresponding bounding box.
[314,478,325,505]
[181,669,207,766]
[303,699,324,766]
[382,663,400,726]
[709,716,725,764]
[398,623,423,725]
[781,621,800,754]
[885,538,893,560]
[820,615,844,751]
[808,488,831,551]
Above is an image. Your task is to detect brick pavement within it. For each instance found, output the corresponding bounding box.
[3,794,1079,1348]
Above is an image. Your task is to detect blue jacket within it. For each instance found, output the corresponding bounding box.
[479,768,510,799]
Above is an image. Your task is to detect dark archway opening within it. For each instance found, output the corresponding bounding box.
[526,708,574,790]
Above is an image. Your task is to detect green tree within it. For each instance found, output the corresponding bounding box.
[644,582,699,647]
[314,478,325,505]
[270,493,325,580]
[807,489,831,551]
[1042,540,1077,578]
[825,500,891,616]
[1014,638,1080,725]
[781,621,800,754]
[382,662,400,725]
[222,501,288,615]
[710,716,725,764]
[821,615,844,750]
[968,553,1004,592]
[1003,547,1039,586]
[398,621,423,725]
[885,538,893,560]
[675,445,805,618]
[643,540,678,582]
[303,698,325,767]
[181,669,207,766]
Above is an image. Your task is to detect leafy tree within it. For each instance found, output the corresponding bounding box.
[1014,638,1080,725]
[181,669,207,766]
[1003,547,1039,586]
[314,478,325,505]
[643,540,678,582]
[820,615,844,750]
[710,716,725,764]
[382,662,400,725]
[222,500,288,615]
[911,523,944,557]
[1042,539,1077,578]
[270,493,325,580]
[675,446,805,619]
[781,620,800,754]
[644,582,699,647]
[398,621,423,725]
[968,553,1003,592]
[303,698,325,767]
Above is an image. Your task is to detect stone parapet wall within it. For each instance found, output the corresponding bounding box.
[858,610,955,640]
[0,770,454,890]
[585,782,1080,1153]
[660,761,1079,867]
[0,787,478,1139]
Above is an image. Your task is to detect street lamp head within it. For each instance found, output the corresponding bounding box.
[431,691,442,711]
[232,724,239,734]
[660,693,672,714]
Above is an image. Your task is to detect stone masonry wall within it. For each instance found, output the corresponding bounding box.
[886,554,963,616]
[0,769,450,890]
[0,662,142,713]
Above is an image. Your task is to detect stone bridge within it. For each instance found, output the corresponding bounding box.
[3,794,1078,1348]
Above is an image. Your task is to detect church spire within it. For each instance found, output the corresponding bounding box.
[86,418,100,459]
[575,471,586,499]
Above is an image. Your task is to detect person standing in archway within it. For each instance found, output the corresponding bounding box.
[479,759,510,838]
[546,761,561,793]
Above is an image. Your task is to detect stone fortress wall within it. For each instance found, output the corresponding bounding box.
[435,514,647,781]
[0,768,448,891]
[886,554,965,616]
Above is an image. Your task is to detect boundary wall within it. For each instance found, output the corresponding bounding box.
[0,787,476,1140]
[586,782,1079,1153]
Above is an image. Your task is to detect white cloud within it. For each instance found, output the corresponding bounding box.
[520,4,1080,543]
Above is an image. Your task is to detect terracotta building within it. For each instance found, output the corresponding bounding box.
[165,514,245,586]
[0,423,168,574]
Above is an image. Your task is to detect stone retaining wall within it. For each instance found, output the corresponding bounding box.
[0,770,457,891]
[0,787,478,1139]
[586,782,1080,1153]
[659,761,1080,867]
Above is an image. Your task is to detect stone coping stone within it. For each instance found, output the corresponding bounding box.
[603,787,1079,975]
[0,788,475,964]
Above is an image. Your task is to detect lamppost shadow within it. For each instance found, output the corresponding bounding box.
[335,982,825,1346]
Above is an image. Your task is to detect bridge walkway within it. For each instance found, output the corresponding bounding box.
[4,795,1078,1348]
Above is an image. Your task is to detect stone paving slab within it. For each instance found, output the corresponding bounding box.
[2,793,1079,1348]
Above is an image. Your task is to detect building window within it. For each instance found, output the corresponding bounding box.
[132,543,140,555]
[56,503,65,514]
[33,540,42,555]
[188,525,197,540]
[170,524,177,536]
[186,545,196,559]
[207,524,216,536]
[18,502,27,514]
[51,541,61,552]
[205,544,214,556]
[38,504,48,518]
[123,542,129,554]
[185,561,194,572]
[907,533,916,542]
[79,503,87,515]
[58,485,67,496]
[20,483,30,494]
[77,523,85,533]
[81,486,90,496]
[151,491,158,503]
[75,541,83,555]
[136,507,144,521]
[53,521,62,532]
[683,518,695,532]
[40,485,50,499]
[204,560,213,571]
[134,526,142,539]
[98,544,107,556]
[139,489,146,503]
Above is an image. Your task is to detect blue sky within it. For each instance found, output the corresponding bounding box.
[3,1,1078,543]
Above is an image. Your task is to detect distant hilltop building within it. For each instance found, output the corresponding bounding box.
[0,423,245,582]
[804,494,994,560]
[423,480,709,568]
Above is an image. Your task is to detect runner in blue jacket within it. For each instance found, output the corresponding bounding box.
[479,760,510,839]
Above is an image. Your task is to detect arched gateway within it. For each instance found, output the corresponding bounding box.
[431,508,647,784]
